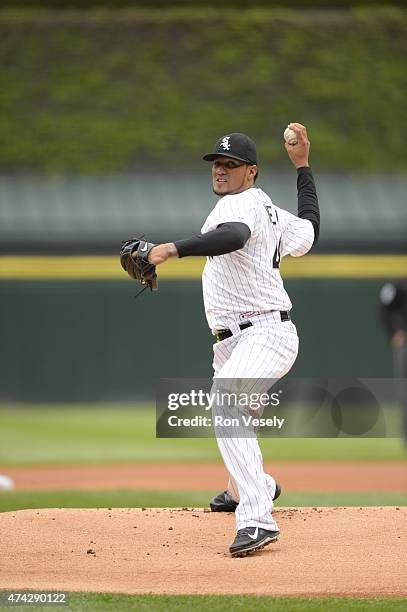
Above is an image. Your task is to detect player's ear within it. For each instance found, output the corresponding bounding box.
[248,165,258,180]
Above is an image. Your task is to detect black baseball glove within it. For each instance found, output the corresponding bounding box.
[120,238,158,291]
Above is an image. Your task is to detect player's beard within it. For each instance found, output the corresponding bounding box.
[213,187,246,197]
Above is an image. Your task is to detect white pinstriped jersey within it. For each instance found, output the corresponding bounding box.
[201,187,314,331]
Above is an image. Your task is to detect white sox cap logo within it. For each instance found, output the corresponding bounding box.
[220,136,231,151]
[202,132,257,164]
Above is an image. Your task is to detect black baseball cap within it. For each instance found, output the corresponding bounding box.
[203,133,258,165]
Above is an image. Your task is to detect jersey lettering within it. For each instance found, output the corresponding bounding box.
[264,203,278,225]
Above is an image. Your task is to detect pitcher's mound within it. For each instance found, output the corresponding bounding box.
[0,507,405,596]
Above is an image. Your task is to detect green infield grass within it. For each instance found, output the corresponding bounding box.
[0,593,406,612]
[0,489,405,514]
[0,406,405,465]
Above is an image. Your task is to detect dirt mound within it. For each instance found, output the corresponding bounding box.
[0,507,405,596]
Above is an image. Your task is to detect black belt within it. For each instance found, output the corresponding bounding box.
[215,311,290,342]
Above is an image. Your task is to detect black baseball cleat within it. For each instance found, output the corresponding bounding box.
[229,527,280,557]
[210,482,281,512]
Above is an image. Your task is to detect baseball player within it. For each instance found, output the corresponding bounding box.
[122,123,319,556]
[380,278,407,442]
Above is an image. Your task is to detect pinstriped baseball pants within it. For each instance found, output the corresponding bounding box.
[212,315,299,531]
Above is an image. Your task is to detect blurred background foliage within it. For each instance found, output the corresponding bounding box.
[2,0,406,8]
[0,6,406,173]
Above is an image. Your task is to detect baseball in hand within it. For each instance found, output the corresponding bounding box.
[284,127,298,146]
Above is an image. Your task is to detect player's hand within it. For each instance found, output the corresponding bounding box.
[284,123,310,169]
[147,243,178,266]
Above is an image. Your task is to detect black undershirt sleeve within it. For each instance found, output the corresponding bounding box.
[297,166,320,245]
[174,222,251,258]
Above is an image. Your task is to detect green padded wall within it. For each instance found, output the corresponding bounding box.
[0,279,393,402]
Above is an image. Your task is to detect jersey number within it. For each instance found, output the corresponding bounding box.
[273,240,281,268]
[264,203,281,268]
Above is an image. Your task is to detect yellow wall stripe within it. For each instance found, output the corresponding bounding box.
[0,255,405,280]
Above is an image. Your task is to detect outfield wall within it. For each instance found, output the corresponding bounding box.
[0,277,393,402]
